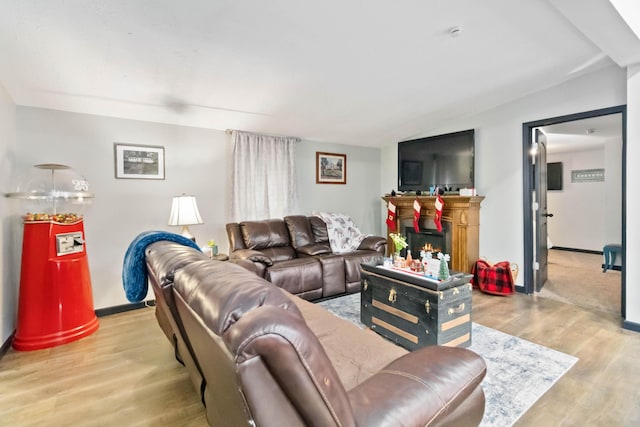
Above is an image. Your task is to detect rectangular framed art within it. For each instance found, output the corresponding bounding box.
[316,152,347,184]
[114,143,165,180]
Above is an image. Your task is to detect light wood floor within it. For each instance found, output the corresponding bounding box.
[2,293,640,426]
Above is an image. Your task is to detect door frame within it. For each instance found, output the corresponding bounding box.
[521,105,627,317]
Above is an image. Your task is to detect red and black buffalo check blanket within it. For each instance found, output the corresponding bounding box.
[471,259,515,296]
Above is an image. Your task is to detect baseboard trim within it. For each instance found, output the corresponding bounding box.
[550,247,621,271]
[551,247,602,255]
[314,293,353,303]
[622,320,640,333]
[95,299,156,317]
[0,301,155,360]
[1,332,15,359]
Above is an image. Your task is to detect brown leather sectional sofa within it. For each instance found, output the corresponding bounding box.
[145,240,487,427]
[226,215,387,300]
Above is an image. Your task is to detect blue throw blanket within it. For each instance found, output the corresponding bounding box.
[122,230,201,303]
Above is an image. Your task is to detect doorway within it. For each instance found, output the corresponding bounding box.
[521,105,627,318]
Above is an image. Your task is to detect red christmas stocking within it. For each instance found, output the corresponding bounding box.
[386,201,397,231]
[434,195,444,232]
[413,198,421,232]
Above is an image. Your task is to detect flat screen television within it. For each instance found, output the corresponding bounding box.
[398,129,475,192]
[547,162,563,191]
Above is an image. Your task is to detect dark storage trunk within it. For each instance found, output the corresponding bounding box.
[360,263,473,350]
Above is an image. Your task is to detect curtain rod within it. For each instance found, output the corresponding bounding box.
[226,129,301,142]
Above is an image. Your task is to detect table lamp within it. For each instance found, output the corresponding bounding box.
[168,194,203,241]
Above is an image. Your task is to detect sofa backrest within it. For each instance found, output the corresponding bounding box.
[227,219,297,261]
[284,215,315,248]
[169,254,356,427]
[309,215,330,243]
[145,241,211,390]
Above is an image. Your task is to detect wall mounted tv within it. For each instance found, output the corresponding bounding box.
[398,129,475,192]
[547,162,563,191]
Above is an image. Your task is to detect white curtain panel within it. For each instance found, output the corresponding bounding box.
[231,130,299,221]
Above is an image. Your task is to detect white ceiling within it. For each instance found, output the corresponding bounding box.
[541,113,623,153]
[0,0,638,147]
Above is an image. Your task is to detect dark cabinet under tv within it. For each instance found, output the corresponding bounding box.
[382,195,484,274]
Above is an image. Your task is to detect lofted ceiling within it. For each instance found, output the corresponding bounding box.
[0,0,638,147]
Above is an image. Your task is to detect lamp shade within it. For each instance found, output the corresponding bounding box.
[168,195,203,226]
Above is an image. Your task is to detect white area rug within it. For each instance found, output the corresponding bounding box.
[317,293,578,427]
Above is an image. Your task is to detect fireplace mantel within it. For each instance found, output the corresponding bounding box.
[382,195,484,273]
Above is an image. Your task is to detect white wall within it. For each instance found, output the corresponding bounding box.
[14,107,231,308]
[296,141,383,236]
[11,107,382,312]
[626,64,640,326]
[604,136,623,245]
[547,147,614,251]
[381,65,627,288]
[0,82,17,344]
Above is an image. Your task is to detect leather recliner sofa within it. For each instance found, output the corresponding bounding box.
[226,215,387,300]
[144,240,487,427]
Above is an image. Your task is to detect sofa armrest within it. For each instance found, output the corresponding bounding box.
[296,243,332,257]
[357,236,387,253]
[229,249,274,266]
[348,346,486,427]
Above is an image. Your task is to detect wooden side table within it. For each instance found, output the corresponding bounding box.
[210,253,229,261]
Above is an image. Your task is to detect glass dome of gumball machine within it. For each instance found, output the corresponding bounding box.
[6,164,98,351]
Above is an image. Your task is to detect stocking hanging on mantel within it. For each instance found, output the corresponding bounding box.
[386,201,397,231]
[434,194,444,232]
[413,198,421,232]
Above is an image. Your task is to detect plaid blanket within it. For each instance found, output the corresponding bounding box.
[471,259,515,296]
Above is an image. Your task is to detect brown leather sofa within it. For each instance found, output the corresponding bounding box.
[226,215,387,300]
[145,240,487,427]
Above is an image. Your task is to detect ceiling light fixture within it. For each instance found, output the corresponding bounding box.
[449,26,462,37]
[586,128,596,134]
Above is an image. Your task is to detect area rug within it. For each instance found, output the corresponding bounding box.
[317,293,578,427]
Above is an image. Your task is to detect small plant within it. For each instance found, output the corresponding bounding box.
[207,239,218,256]
[389,233,408,254]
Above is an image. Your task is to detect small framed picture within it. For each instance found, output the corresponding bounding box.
[316,152,347,184]
[114,143,165,180]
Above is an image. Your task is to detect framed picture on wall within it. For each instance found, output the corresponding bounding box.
[316,152,347,184]
[114,143,165,179]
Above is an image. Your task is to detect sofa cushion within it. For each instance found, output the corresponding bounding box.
[226,306,357,427]
[230,248,274,266]
[284,215,315,248]
[240,219,297,261]
[290,295,407,390]
[172,260,301,335]
[343,251,384,292]
[146,241,210,287]
[309,216,330,243]
[315,254,346,297]
[266,258,323,300]
[240,219,291,250]
[296,243,332,257]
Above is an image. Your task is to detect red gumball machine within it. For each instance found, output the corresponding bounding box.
[7,164,98,351]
